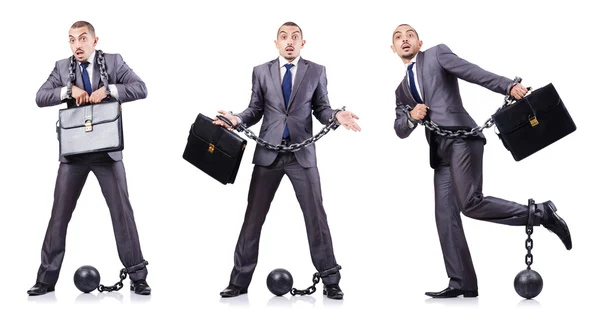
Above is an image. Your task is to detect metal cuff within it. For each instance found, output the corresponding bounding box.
[407,110,419,125]
[507,76,523,96]
[527,198,535,228]
[126,260,149,274]
[318,265,342,277]
[329,106,346,130]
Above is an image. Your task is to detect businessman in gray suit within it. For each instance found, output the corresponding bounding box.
[391,24,572,298]
[214,22,360,300]
[28,21,151,296]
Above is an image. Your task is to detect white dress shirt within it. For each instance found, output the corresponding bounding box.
[60,51,119,101]
[278,55,300,87]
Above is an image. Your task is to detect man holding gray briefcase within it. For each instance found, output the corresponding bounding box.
[28,21,151,296]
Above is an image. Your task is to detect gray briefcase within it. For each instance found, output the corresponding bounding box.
[57,100,124,156]
[56,51,124,157]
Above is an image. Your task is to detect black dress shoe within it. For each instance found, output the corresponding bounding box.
[323,284,344,300]
[130,280,151,295]
[541,201,572,250]
[425,287,478,298]
[220,284,248,298]
[27,282,55,296]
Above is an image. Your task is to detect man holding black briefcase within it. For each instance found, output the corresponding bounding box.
[391,24,572,298]
[213,22,360,300]
[28,21,151,296]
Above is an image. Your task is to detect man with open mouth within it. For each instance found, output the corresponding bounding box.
[214,21,360,300]
[28,20,151,296]
[390,24,572,298]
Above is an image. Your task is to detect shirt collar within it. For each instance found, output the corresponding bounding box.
[404,52,418,70]
[79,51,96,67]
[279,55,300,68]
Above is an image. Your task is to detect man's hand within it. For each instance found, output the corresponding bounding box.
[213,110,239,129]
[510,83,528,100]
[72,86,89,106]
[409,104,428,121]
[89,88,108,104]
[335,110,361,132]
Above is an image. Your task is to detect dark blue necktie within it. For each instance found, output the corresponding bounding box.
[407,62,423,103]
[282,63,294,139]
[81,62,93,95]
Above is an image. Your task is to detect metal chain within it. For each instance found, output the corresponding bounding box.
[290,272,320,296]
[97,50,111,97]
[233,107,345,153]
[66,56,76,99]
[97,268,127,293]
[399,77,523,138]
[66,50,111,99]
[525,226,534,269]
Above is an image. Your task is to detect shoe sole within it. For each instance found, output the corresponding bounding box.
[425,290,478,298]
[130,285,151,295]
[220,289,247,298]
[546,201,572,250]
[323,290,344,300]
[27,287,55,296]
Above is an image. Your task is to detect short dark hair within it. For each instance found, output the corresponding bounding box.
[71,21,95,37]
[393,24,419,41]
[277,21,303,39]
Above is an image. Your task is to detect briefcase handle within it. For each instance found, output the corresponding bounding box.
[505,87,533,105]
[504,77,532,105]
[216,115,235,129]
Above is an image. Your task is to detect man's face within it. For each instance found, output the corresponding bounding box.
[391,25,422,62]
[275,26,305,62]
[69,26,98,62]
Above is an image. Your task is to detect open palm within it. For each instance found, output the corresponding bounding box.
[335,110,361,132]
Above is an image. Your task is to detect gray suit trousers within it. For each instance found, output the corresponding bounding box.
[433,136,546,290]
[36,153,147,285]
[229,153,340,287]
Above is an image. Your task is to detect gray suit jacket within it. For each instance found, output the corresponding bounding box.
[236,57,338,168]
[393,44,513,167]
[36,51,147,162]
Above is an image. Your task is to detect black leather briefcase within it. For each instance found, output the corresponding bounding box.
[183,113,247,184]
[492,83,576,161]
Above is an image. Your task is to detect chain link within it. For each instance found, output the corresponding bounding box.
[400,77,523,138]
[289,265,341,296]
[290,272,320,296]
[525,226,534,269]
[233,107,345,152]
[97,50,111,97]
[66,50,111,100]
[97,268,127,293]
[66,56,76,99]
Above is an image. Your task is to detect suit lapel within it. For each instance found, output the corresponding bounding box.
[400,77,417,107]
[288,57,308,108]
[92,54,101,91]
[416,51,425,101]
[269,59,286,110]
[75,62,84,90]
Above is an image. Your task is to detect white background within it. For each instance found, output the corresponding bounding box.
[0,0,598,308]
